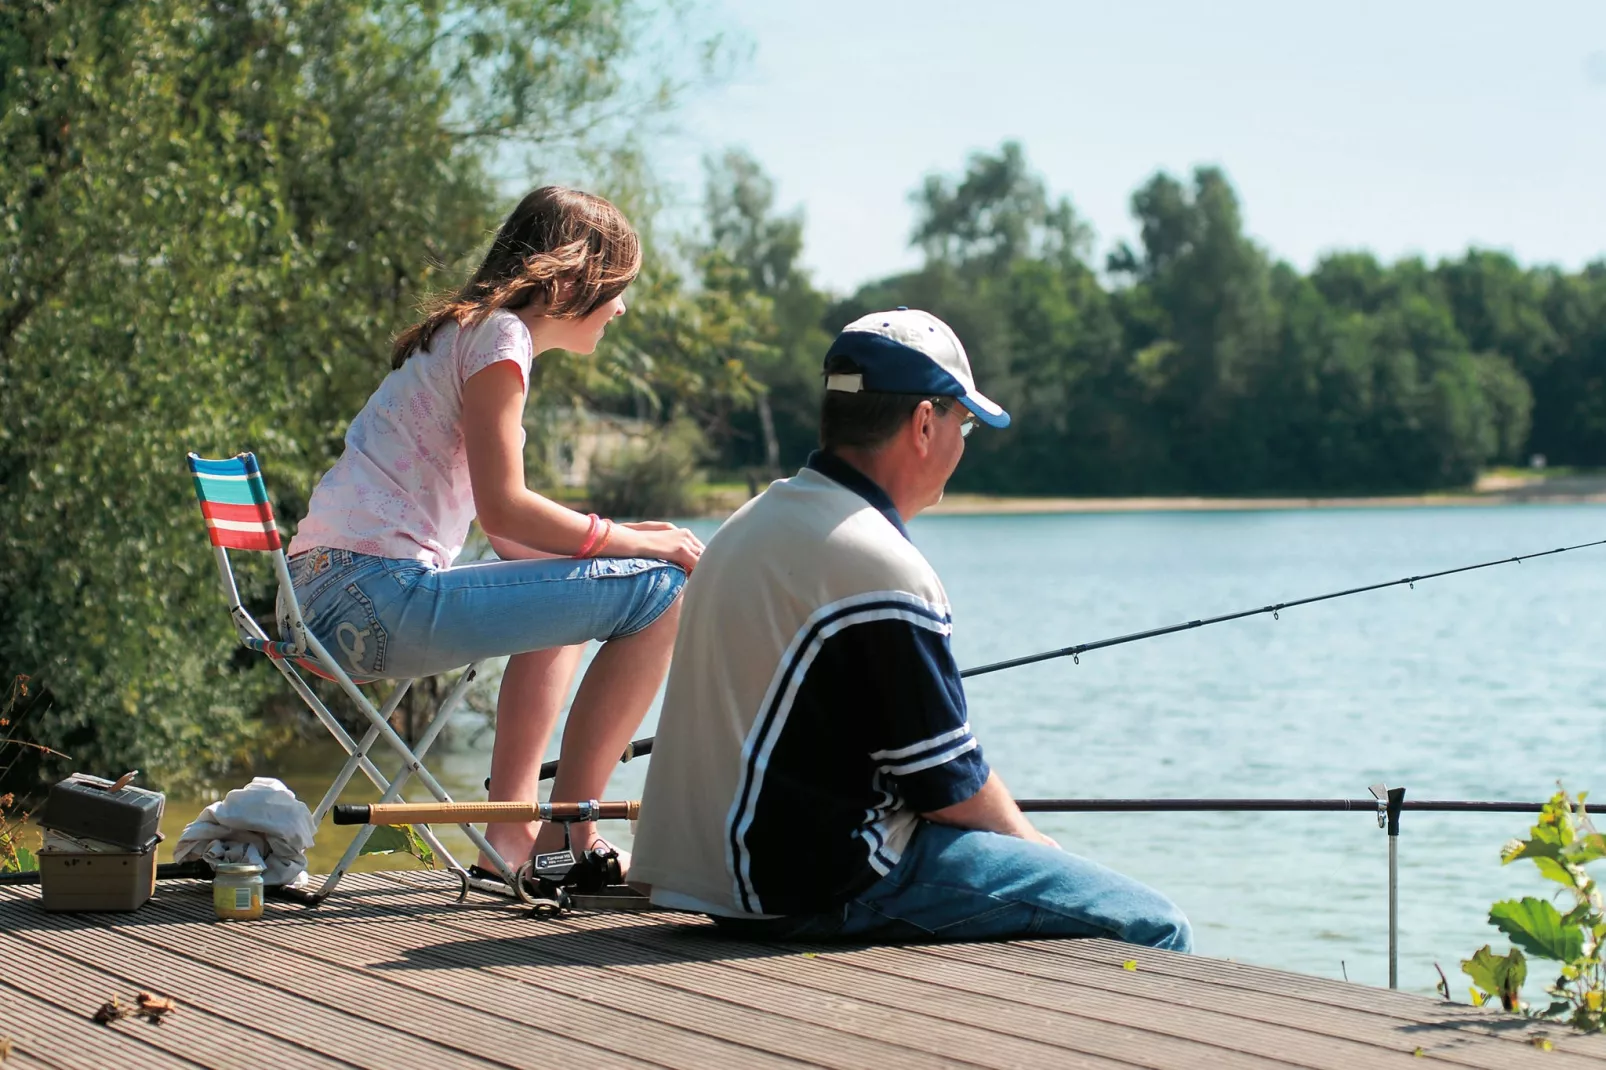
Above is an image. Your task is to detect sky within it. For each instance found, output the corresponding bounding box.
[644,0,1606,295]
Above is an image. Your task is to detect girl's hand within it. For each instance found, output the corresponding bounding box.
[610,522,705,572]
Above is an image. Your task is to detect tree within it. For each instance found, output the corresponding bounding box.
[911,140,1091,274]
[699,149,831,476]
[0,0,718,790]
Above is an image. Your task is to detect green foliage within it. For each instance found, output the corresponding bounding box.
[587,418,708,519]
[0,790,35,875]
[1,674,58,865]
[359,824,436,869]
[820,142,1594,496]
[0,0,722,791]
[0,0,747,791]
[696,149,830,476]
[1462,789,1605,1031]
[1463,946,1528,1011]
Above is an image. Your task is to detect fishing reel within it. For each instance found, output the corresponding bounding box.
[513,835,627,918]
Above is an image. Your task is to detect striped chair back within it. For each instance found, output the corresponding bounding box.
[187,453,282,552]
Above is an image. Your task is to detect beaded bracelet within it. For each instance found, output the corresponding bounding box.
[575,513,602,558]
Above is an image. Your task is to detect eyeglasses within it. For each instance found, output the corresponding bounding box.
[931,398,978,438]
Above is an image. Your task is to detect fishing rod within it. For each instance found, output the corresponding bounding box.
[961,536,1606,678]
[522,536,1606,783]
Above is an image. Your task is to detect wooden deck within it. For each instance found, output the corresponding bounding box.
[3,872,1606,1069]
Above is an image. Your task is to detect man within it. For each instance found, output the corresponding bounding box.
[631,308,1191,950]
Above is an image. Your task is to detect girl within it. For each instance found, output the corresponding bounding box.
[285,186,702,883]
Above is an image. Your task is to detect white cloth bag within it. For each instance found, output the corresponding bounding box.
[173,777,317,887]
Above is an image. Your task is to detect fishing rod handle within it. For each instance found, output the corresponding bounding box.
[331,800,641,825]
[530,736,653,783]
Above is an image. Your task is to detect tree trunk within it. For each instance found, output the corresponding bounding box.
[757,391,781,478]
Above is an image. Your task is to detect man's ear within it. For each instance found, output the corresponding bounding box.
[909,400,936,458]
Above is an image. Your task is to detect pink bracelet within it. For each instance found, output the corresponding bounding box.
[589,518,614,557]
[575,513,601,558]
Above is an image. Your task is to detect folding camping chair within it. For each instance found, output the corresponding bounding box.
[186,451,520,902]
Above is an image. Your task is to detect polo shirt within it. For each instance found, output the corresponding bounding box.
[630,451,991,918]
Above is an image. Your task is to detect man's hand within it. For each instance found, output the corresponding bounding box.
[923,770,1057,847]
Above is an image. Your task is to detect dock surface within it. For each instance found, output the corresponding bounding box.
[4,870,1605,1068]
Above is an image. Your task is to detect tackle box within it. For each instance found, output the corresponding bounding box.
[36,772,165,850]
[37,835,161,913]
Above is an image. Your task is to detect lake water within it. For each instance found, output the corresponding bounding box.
[161,503,1606,995]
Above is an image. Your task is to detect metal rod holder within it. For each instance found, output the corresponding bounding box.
[1370,783,1406,989]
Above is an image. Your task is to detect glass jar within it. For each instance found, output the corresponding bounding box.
[213,862,265,921]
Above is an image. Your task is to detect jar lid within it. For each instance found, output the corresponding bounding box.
[214,862,265,875]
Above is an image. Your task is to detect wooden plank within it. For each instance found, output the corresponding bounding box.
[267,877,1006,1070]
[1030,939,1606,1059]
[0,946,323,1070]
[9,870,1604,1070]
[384,876,1289,1070]
[0,893,482,1069]
[352,876,1151,1070]
[365,871,1606,1069]
[127,885,790,1070]
[0,978,210,1070]
[887,942,1580,1070]
[513,899,1526,1070]
[550,905,1423,1070]
[919,939,1606,1066]
[367,873,1605,1070]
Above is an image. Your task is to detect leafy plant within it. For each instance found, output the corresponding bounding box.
[1462,788,1605,1031]
[0,794,35,875]
[358,824,437,869]
[1,674,64,873]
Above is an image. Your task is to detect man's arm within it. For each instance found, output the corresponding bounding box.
[924,770,1058,848]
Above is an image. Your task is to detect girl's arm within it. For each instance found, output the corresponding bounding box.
[462,361,703,570]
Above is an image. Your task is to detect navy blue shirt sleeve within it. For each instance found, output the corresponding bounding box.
[809,615,991,813]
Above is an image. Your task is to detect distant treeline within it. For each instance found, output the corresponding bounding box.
[702,142,1606,496]
[3,0,1602,788]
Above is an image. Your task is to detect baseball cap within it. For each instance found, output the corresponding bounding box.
[823,307,1011,429]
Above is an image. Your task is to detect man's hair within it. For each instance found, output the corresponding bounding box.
[819,355,944,451]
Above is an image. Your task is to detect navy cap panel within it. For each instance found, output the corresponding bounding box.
[827,332,966,397]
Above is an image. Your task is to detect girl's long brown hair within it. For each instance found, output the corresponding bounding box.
[391,186,641,369]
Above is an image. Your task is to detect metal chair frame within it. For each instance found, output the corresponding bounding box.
[186,451,519,901]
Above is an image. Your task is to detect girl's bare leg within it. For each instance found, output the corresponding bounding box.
[479,643,585,869]
[534,596,682,868]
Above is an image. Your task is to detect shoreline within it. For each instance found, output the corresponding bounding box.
[922,487,1606,516]
[681,473,1606,519]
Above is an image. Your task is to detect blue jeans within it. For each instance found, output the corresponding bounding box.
[714,821,1192,951]
[283,547,686,680]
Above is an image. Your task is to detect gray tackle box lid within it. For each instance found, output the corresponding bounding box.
[37,772,165,850]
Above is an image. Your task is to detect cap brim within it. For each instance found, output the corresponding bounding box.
[962,389,1011,429]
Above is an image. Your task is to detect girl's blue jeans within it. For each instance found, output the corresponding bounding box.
[714,820,1193,952]
[283,547,686,681]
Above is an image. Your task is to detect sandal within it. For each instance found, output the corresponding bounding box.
[463,863,544,900]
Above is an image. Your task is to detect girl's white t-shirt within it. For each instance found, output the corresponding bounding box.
[288,310,533,568]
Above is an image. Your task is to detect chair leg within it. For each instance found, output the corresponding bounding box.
[316,663,517,902]
[270,660,394,795]
[310,680,415,825]
[267,662,464,902]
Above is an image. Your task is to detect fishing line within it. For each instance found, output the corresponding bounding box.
[959,536,1606,678]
